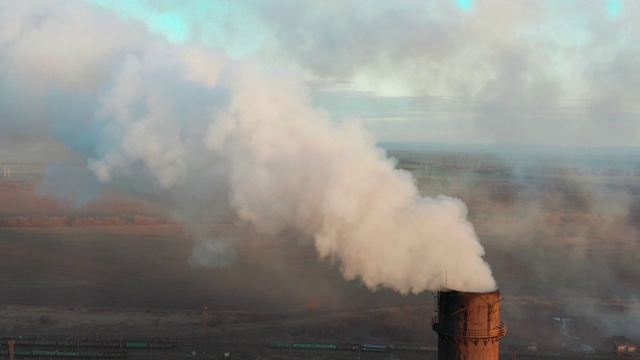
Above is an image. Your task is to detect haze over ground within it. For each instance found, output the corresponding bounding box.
[0,0,639,303]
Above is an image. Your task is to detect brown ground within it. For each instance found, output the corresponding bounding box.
[1,153,639,359]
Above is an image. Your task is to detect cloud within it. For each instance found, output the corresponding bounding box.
[84,0,640,146]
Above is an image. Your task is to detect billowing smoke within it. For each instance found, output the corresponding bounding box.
[83,49,496,293]
[0,1,495,294]
[207,64,495,293]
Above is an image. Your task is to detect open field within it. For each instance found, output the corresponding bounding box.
[0,150,639,358]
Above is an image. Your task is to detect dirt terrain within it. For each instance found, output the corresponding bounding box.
[0,151,639,359]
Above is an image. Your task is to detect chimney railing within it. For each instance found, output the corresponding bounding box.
[431,316,507,340]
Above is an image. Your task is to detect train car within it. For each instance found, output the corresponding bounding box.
[57,351,80,357]
[291,343,337,350]
[419,346,437,352]
[14,339,35,346]
[102,352,127,359]
[0,339,28,346]
[149,342,176,349]
[360,344,386,352]
[81,341,103,347]
[80,351,106,358]
[14,350,33,356]
[338,343,359,351]
[34,340,57,346]
[32,349,58,356]
[395,344,420,351]
[125,341,149,348]
[101,341,121,348]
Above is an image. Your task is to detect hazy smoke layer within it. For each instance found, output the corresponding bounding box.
[0,1,495,293]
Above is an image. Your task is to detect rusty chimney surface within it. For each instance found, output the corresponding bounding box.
[432,289,507,360]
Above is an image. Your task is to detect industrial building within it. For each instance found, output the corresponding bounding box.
[432,289,507,360]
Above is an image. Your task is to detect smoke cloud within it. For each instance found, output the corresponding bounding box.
[207,65,494,292]
[0,1,495,293]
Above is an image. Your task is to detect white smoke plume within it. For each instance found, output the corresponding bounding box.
[0,1,495,293]
[206,65,495,292]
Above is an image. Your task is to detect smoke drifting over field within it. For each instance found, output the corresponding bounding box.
[0,1,495,293]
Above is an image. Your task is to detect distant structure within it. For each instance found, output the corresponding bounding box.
[8,340,15,360]
[432,289,507,360]
[202,305,208,338]
[1,163,45,181]
[604,336,638,359]
[3,165,11,180]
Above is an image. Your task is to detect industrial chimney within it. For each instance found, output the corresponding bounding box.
[432,289,507,360]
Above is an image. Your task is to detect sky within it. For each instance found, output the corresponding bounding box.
[78,0,640,147]
[0,0,638,159]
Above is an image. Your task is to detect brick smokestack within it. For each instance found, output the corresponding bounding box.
[432,289,507,360]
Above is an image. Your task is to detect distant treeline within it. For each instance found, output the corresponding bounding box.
[0,180,37,191]
[0,215,171,228]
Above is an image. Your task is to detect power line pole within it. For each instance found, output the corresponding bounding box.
[202,305,208,338]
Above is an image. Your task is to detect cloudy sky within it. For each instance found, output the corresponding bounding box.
[1,0,639,163]
[85,0,640,146]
